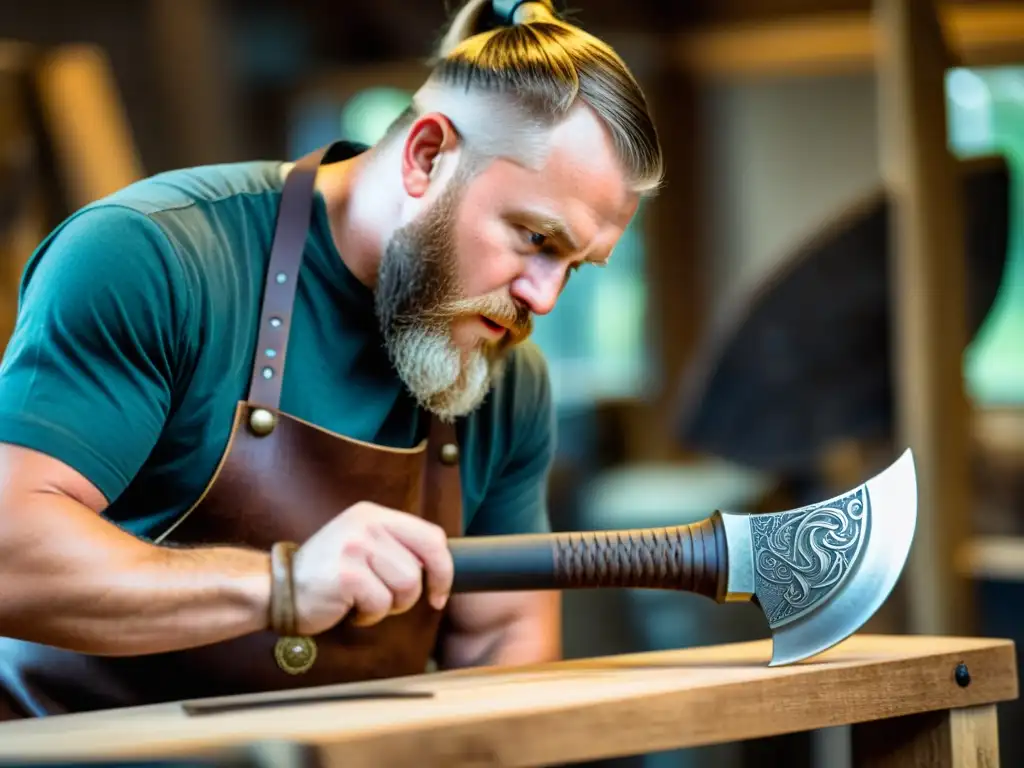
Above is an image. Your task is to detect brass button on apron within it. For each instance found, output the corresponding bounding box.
[274,636,318,675]
[249,408,276,436]
[439,443,459,465]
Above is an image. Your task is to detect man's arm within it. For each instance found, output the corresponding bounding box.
[0,206,272,655]
[0,443,272,655]
[438,346,562,669]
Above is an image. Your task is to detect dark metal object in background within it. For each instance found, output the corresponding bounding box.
[674,156,1011,474]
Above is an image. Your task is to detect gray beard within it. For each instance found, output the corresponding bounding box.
[374,187,512,423]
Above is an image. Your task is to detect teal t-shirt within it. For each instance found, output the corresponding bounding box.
[0,145,555,539]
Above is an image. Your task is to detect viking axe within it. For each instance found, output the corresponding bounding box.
[448,449,917,667]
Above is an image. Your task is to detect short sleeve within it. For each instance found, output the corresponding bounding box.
[0,204,192,503]
[465,345,556,536]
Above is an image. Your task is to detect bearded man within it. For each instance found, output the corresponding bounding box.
[0,0,662,719]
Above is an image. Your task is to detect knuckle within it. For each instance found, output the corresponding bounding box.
[393,570,422,595]
[340,537,370,559]
[337,565,366,592]
[346,501,378,521]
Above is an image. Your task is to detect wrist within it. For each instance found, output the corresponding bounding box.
[238,549,274,633]
[268,540,319,675]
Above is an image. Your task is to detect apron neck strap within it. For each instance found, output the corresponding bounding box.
[245,142,458,454]
[246,144,335,409]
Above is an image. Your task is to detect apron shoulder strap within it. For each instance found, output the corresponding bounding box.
[247,144,335,409]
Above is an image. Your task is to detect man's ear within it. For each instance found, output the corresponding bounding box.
[401,112,460,198]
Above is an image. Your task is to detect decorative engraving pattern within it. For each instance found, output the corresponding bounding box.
[751,488,870,628]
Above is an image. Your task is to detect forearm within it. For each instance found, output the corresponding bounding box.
[438,591,562,669]
[0,492,270,656]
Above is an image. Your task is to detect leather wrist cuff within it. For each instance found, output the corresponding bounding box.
[269,541,299,636]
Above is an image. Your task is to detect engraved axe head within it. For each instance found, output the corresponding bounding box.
[717,448,917,666]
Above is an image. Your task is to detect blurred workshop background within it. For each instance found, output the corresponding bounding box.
[1,1,1023,766]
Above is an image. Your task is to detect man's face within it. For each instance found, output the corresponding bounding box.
[376,105,639,421]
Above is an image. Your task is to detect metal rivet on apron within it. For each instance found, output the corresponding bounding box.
[249,408,276,436]
[439,443,459,465]
[269,317,282,328]
[261,366,274,379]
[265,348,277,358]
[275,272,287,284]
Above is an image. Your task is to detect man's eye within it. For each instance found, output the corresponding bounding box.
[527,231,547,248]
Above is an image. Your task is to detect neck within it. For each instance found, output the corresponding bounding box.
[315,145,400,289]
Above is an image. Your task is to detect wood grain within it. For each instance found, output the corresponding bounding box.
[0,635,1015,767]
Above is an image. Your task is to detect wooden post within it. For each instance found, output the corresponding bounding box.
[851,704,1000,767]
[873,0,974,636]
[32,45,144,210]
[640,61,707,463]
[148,0,244,167]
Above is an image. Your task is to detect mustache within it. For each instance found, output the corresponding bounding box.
[427,293,532,335]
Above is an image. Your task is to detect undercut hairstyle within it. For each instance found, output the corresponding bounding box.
[381,0,663,195]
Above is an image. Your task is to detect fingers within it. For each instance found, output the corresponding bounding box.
[341,564,393,627]
[323,502,453,629]
[380,514,454,611]
[366,532,424,616]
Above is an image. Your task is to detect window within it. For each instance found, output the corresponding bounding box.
[947,67,1024,406]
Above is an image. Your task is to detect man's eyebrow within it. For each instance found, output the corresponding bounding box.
[511,210,582,253]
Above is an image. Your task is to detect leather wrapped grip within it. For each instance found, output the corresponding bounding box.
[449,514,728,600]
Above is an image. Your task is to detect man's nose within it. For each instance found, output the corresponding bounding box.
[509,268,564,317]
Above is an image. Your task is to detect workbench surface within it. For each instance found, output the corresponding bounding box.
[0,634,1016,766]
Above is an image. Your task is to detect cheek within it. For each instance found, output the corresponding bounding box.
[452,212,521,296]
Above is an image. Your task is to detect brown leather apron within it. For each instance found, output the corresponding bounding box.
[0,142,463,720]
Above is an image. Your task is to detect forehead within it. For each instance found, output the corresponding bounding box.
[462,106,639,250]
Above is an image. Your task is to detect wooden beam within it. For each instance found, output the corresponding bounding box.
[31,44,144,210]
[635,56,708,462]
[875,0,974,637]
[148,0,244,166]
[851,704,1001,767]
[674,4,1024,79]
[957,536,1024,582]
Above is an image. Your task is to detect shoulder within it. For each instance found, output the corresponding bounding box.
[17,192,211,323]
[97,161,285,217]
[21,203,187,301]
[24,160,284,277]
[22,160,288,314]
[60,161,284,272]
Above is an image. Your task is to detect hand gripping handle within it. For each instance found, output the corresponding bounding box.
[448,514,729,601]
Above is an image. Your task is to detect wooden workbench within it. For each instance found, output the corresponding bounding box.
[0,634,1016,767]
